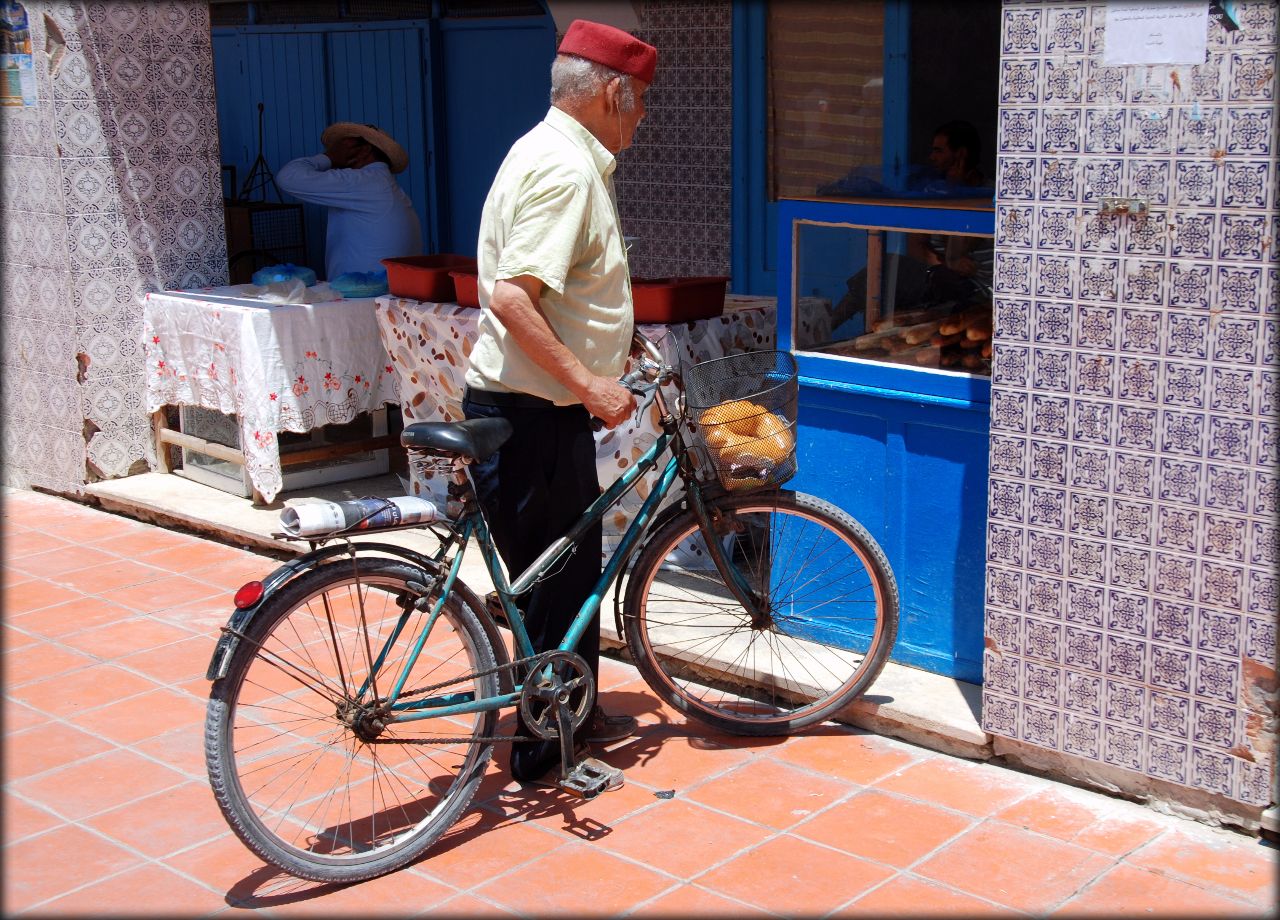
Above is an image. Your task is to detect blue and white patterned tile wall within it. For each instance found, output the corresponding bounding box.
[1,1,227,493]
[615,0,733,279]
[984,1,1278,807]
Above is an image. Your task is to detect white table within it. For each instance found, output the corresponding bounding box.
[142,286,400,503]
[374,293,777,552]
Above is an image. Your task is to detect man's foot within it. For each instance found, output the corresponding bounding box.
[583,705,638,745]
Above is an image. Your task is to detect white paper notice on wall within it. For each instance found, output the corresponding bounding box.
[1103,1,1209,66]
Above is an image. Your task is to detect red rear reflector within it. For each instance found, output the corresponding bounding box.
[233,581,264,609]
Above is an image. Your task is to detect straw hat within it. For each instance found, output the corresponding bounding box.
[320,122,409,174]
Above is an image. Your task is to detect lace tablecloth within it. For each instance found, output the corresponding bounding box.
[375,293,777,552]
[142,287,400,502]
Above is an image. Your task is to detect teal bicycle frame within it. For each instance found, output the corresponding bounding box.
[372,423,686,725]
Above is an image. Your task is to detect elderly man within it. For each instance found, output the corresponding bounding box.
[276,122,422,280]
[462,19,656,787]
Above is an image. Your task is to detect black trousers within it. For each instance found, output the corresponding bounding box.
[461,389,603,682]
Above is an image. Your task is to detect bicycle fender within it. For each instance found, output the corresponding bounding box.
[204,541,513,690]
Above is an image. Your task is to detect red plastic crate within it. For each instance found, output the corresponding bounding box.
[631,276,730,323]
[382,254,477,302]
[449,270,481,308]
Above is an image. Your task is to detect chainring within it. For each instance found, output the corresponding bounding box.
[518,650,595,741]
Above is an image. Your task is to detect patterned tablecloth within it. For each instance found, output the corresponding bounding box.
[142,287,400,503]
[375,293,777,552]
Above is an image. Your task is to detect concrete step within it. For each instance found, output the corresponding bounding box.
[85,471,991,760]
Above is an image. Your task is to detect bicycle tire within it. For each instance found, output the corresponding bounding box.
[205,558,498,883]
[623,490,898,736]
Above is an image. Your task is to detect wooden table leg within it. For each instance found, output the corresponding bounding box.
[151,409,172,474]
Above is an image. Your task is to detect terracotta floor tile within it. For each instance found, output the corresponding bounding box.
[840,874,1024,916]
[11,747,188,820]
[1,623,40,651]
[794,789,974,867]
[430,893,521,916]
[697,833,893,916]
[685,757,855,830]
[0,823,145,911]
[266,863,457,916]
[4,698,46,732]
[597,798,774,878]
[915,820,1113,914]
[996,788,1109,842]
[191,557,282,593]
[3,579,86,614]
[99,572,230,613]
[68,687,207,744]
[631,884,775,917]
[117,633,218,684]
[1052,863,1262,916]
[86,782,250,859]
[53,558,169,594]
[52,513,154,543]
[150,593,239,635]
[38,862,228,916]
[11,544,121,578]
[997,789,1167,857]
[406,802,567,889]
[1124,830,1278,905]
[3,530,72,559]
[1069,812,1165,856]
[131,725,213,779]
[596,725,759,793]
[1,641,97,686]
[10,663,162,717]
[58,615,197,660]
[165,832,286,900]
[770,727,922,785]
[2,796,64,844]
[8,595,143,639]
[481,767,657,839]
[876,756,1042,816]
[3,566,35,588]
[473,841,671,916]
[144,539,266,575]
[85,524,197,557]
[4,721,115,779]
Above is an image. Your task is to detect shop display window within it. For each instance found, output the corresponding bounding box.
[793,219,994,376]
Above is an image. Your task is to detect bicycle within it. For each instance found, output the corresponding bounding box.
[203,333,899,883]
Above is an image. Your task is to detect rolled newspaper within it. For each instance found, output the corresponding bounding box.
[279,496,440,537]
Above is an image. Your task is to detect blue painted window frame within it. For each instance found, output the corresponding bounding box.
[777,197,994,409]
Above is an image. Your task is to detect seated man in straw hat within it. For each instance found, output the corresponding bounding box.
[277,122,422,281]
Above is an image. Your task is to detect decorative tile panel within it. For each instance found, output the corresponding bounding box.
[2,2,227,491]
[986,1,1278,808]
[616,1,731,280]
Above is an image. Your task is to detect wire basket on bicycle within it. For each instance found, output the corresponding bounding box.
[682,350,798,492]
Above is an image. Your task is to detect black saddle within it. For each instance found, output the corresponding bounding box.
[400,417,513,461]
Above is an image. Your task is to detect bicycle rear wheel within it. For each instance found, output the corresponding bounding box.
[205,558,498,883]
[623,490,898,735]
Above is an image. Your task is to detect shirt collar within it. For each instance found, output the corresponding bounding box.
[544,106,616,181]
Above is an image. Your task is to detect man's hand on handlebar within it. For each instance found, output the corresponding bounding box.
[582,375,636,429]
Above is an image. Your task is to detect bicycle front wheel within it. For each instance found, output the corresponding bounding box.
[205,558,499,883]
[624,490,898,735]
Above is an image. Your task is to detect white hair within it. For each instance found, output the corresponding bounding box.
[550,54,637,112]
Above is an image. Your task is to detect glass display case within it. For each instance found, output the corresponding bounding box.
[779,196,995,404]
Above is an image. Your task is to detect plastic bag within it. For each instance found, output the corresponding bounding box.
[251,263,317,287]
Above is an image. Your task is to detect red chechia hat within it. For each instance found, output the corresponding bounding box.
[558,19,657,85]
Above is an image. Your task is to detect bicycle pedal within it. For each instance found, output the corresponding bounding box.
[557,757,624,799]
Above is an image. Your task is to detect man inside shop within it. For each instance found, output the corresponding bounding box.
[276,122,422,281]
[461,19,656,789]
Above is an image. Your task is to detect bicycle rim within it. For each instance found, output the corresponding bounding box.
[625,491,898,734]
[206,561,497,881]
